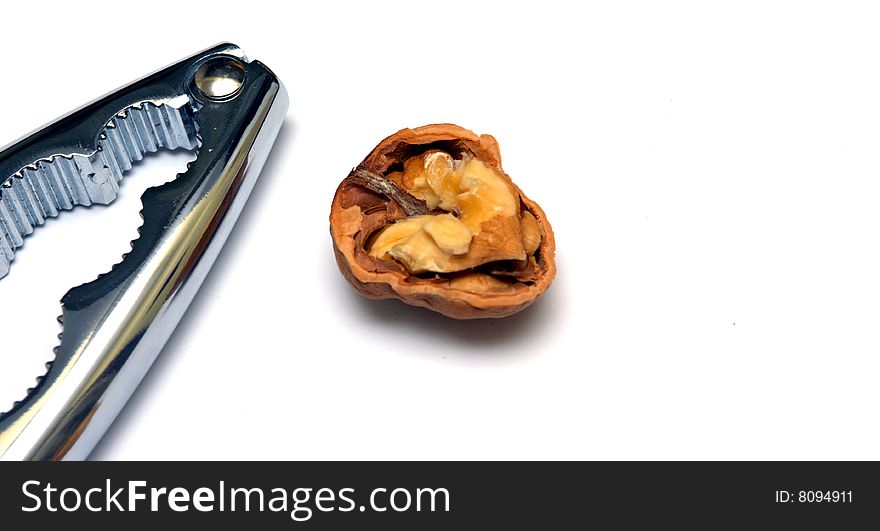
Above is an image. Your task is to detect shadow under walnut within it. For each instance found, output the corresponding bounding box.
[330,124,556,319]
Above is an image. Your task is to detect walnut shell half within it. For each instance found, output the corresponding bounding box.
[330,124,556,319]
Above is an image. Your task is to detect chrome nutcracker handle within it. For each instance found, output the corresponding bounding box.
[0,43,288,460]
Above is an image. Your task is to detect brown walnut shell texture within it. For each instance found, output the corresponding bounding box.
[330,124,556,319]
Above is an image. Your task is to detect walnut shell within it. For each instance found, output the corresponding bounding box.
[330,124,556,319]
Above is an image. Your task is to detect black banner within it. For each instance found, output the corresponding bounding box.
[0,462,875,528]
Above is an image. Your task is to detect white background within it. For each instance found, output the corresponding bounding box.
[1,1,878,460]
